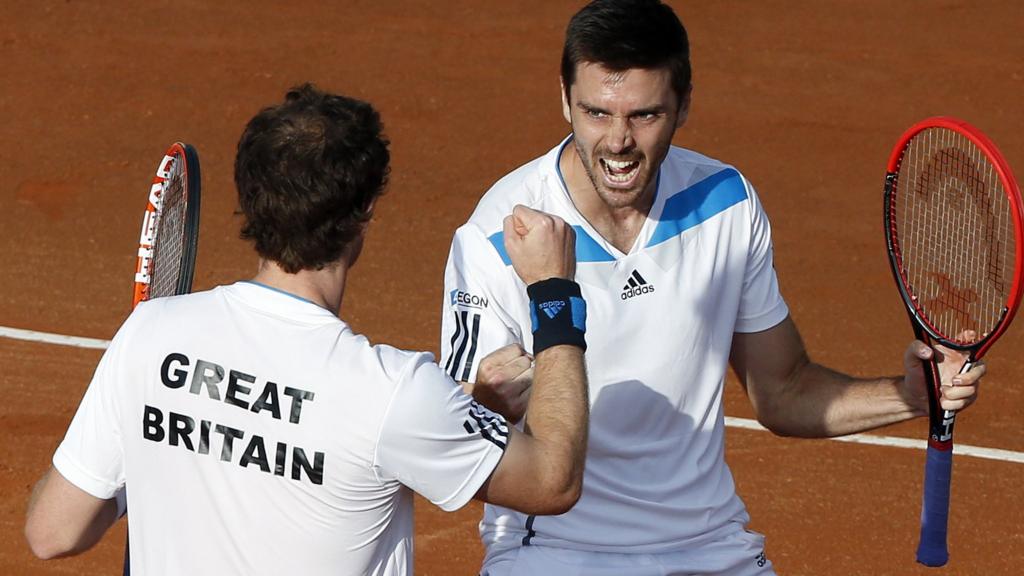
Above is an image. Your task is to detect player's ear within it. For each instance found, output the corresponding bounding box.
[560,78,572,124]
[345,198,377,268]
[344,228,367,268]
[675,83,693,129]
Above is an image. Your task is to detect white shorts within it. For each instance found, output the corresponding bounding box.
[480,525,774,576]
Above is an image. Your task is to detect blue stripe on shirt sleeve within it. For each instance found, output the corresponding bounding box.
[647,168,748,248]
[488,225,614,266]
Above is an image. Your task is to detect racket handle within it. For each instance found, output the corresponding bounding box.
[916,445,952,567]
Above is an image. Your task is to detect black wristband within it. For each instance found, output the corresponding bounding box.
[527,278,587,355]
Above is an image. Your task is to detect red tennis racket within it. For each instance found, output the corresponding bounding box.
[883,117,1024,567]
[124,142,202,575]
[132,142,202,307]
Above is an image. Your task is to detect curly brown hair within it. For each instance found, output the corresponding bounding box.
[235,83,390,273]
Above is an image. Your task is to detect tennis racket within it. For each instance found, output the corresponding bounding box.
[132,142,202,307]
[883,117,1024,567]
[124,142,202,575]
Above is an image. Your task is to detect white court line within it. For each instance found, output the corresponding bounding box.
[725,417,1024,465]
[3,324,1022,465]
[0,325,111,350]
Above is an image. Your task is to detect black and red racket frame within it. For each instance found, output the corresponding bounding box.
[883,117,1024,446]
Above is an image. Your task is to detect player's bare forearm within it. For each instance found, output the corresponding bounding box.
[729,316,981,438]
[475,343,588,515]
[525,344,589,498]
[757,359,924,437]
[25,467,119,559]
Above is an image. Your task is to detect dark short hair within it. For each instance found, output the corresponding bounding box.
[235,83,390,273]
[560,0,691,103]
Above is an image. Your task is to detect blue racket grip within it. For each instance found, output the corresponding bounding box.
[916,445,952,567]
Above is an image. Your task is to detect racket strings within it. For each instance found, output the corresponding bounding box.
[150,154,189,299]
[895,127,1015,343]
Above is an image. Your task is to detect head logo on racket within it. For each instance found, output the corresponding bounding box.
[132,143,202,308]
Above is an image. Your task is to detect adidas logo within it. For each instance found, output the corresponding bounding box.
[539,300,566,319]
[621,269,655,300]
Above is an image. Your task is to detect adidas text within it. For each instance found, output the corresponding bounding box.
[621,284,655,300]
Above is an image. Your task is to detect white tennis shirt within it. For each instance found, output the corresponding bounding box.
[441,137,789,554]
[55,281,507,575]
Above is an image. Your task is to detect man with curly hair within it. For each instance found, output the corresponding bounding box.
[26,84,591,576]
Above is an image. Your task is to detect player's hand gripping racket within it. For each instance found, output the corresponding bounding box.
[124,142,202,576]
[883,117,1024,567]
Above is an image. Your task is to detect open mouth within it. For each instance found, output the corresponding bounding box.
[600,158,641,186]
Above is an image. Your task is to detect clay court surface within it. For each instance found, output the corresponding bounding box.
[2,1,1022,574]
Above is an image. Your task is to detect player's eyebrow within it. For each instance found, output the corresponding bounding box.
[575,101,667,117]
[628,105,667,117]
[576,102,609,115]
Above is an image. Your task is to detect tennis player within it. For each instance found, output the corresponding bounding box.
[26,84,590,575]
[440,1,986,574]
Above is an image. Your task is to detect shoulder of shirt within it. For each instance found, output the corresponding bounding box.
[662,145,748,186]
[125,286,228,324]
[127,289,200,320]
[120,286,244,336]
[348,341,450,404]
[666,144,732,168]
[110,289,218,352]
[659,145,759,207]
